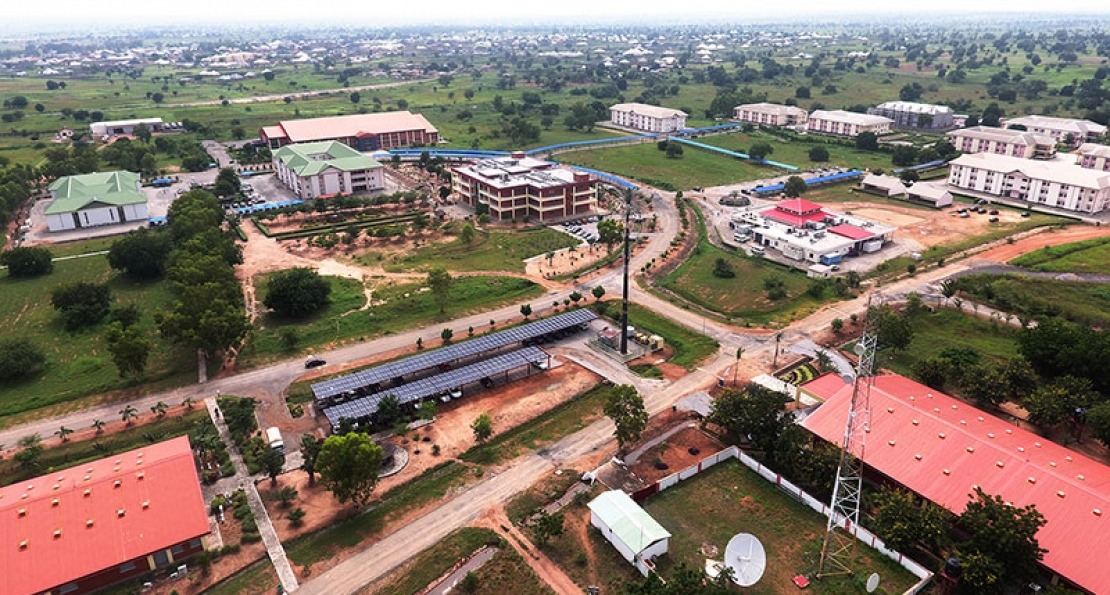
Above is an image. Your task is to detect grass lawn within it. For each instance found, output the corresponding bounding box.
[880,309,1019,377]
[379,226,579,273]
[592,302,719,369]
[1009,236,1110,274]
[697,131,892,172]
[461,383,617,466]
[558,142,774,191]
[0,256,192,423]
[42,236,121,258]
[205,558,279,595]
[242,274,366,365]
[643,459,918,594]
[542,497,644,592]
[952,274,1110,328]
[240,274,543,366]
[284,460,478,568]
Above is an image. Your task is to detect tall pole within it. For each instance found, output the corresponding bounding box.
[619,188,633,355]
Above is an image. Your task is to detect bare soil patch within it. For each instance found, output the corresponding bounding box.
[973,224,1110,264]
[837,200,1023,249]
[629,425,727,484]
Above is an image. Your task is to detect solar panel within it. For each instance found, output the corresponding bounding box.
[322,346,550,426]
[312,309,595,401]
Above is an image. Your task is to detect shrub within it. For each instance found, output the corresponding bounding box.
[1,246,53,277]
[0,338,46,381]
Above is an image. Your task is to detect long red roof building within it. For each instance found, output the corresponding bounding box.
[801,374,1110,594]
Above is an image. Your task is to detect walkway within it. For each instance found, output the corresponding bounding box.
[425,547,499,595]
[786,338,854,379]
[205,396,300,593]
[623,421,698,465]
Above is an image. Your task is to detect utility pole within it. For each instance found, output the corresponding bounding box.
[619,188,633,355]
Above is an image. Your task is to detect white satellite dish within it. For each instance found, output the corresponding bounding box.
[866,572,881,593]
[724,533,766,587]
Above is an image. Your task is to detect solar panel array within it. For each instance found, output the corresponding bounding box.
[323,346,549,426]
[312,309,597,401]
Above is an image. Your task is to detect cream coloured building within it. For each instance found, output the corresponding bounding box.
[947,152,1110,214]
[946,126,1057,160]
[1076,143,1110,172]
[733,102,808,127]
[272,141,384,199]
[1000,115,1107,146]
[608,103,687,133]
[806,110,893,137]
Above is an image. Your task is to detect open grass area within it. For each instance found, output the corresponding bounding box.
[543,496,643,592]
[592,302,719,369]
[643,459,918,594]
[284,460,477,568]
[240,274,543,366]
[379,226,579,273]
[205,558,279,595]
[697,130,891,172]
[241,274,365,365]
[952,274,1110,327]
[361,527,502,595]
[557,142,773,191]
[880,308,1019,377]
[460,383,616,466]
[1009,236,1110,274]
[40,236,120,258]
[0,256,192,423]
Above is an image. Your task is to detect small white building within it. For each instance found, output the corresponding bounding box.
[947,152,1110,214]
[733,102,808,127]
[89,118,166,137]
[806,110,893,138]
[609,103,687,133]
[45,171,149,232]
[905,184,953,208]
[588,490,671,577]
[859,174,907,197]
[273,141,385,199]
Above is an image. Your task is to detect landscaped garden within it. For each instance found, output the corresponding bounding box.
[379,226,580,273]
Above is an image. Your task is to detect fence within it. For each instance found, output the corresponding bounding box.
[631,446,934,594]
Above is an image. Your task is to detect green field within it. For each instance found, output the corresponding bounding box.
[593,302,719,369]
[1009,236,1110,274]
[643,459,918,594]
[558,142,773,191]
[204,558,278,595]
[697,130,892,172]
[378,226,580,273]
[881,308,1020,377]
[241,274,543,366]
[951,274,1110,327]
[0,256,191,423]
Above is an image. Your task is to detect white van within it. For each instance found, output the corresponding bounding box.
[265,427,284,455]
[750,246,766,256]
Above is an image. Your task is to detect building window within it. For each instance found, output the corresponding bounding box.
[119,561,137,573]
[172,544,185,555]
[153,550,170,568]
[59,583,79,594]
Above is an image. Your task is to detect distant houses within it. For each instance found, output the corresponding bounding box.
[806,110,893,138]
[608,103,687,133]
[733,102,808,128]
[46,171,149,232]
[272,141,385,199]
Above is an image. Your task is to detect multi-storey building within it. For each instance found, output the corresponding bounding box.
[1000,115,1107,146]
[452,153,597,222]
[1076,143,1110,172]
[608,103,687,133]
[946,126,1057,160]
[947,152,1110,214]
[805,110,893,137]
[868,101,955,130]
[260,111,439,151]
[272,141,385,199]
[733,102,808,127]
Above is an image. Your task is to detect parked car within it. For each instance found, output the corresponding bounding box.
[989,210,999,215]
[305,356,326,369]
[1021,211,1032,217]
[480,377,494,388]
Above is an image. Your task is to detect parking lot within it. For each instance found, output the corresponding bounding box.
[554,215,602,244]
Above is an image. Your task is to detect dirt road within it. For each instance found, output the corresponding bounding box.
[970,224,1110,264]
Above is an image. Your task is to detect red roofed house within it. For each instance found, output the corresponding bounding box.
[1,436,211,595]
[801,373,1110,594]
[731,198,895,265]
[260,111,439,151]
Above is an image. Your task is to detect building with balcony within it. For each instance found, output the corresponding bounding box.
[1076,143,1110,172]
[946,126,1057,160]
[733,102,808,127]
[805,110,893,137]
[451,152,597,222]
[608,103,687,133]
[867,101,955,130]
[947,152,1110,214]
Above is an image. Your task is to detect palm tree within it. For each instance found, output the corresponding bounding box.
[732,347,744,387]
[939,279,956,307]
[120,405,138,426]
[151,401,168,419]
[55,426,74,443]
[91,419,106,435]
[182,397,195,410]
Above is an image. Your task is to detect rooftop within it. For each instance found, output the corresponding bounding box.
[949,152,1110,190]
[45,171,146,215]
[609,102,687,119]
[588,490,671,555]
[1077,143,1110,158]
[271,111,438,143]
[735,102,807,116]
[0,436,209,595]
[947,126,1056,147]
[274,140,382,176]
[810,110,894,127]
[874,101,953,115]
[801,374,1110,595]
[1003,115,1107,135]
[454,156,587,190]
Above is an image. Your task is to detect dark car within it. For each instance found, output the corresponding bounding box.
[480,377,494,388]
[305,356,326,369]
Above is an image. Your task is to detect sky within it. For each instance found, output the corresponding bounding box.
[9,0,1110,27]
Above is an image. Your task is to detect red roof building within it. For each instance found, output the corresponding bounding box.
[827,223,874,241]
[259,111,439,151]
[801,374,1110,594]
[1,436,210,595]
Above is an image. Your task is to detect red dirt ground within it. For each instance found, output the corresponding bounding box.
[629,425,727,484]
[971,224,1110,264]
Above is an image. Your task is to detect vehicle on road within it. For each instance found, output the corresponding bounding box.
[305,356,326,369]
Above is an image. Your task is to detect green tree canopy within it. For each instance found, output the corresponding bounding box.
[426,267,453,313]
[709,384,788,454]
[1,246,53,278]
[0,338,46,381]
[214,167,241,197]
[316,432,385,508]
[603,384,648,450]
[263,267,332,319]
[471,413,493,443]
[51,281,112,330]
[783,175,808,198]
[957,487,1046,593]
[105,322,152,378]
[597,218,623,253]
[108,228,173,279]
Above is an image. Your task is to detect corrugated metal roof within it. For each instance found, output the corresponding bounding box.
[801,374,1110,595]
[588,490,670,555]
[45,171,147,215]
[276,111,437,143]
[828,224,874,241]
[0,436,210,594]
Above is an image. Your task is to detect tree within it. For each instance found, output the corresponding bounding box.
[520,304,533,320]
[899,169,919,183]
[426,267,453,314]
[1087,401,1110,448]
[108,228,173,279]
[808,146,830,162]
[532,510,565,546]
[1022,376,1097,431]
[748,142,774,160]
[783,175,807,198]
[260,447,285,487]
[301,434,322,486]
[441,327,454,344]
[213,167,240,197]
[597,218,623,253]
[375,394,406,429]
[264,267,332,318]
[92,419,106,435]
[418,400,437,421]
[592,285,606,302]
[15,435,44,474]
[569,291,583,306]
[870,486,949,553]
[957,487,1046,593]
[855,131,879,151]
[349,91,361,104]
[1,246,53,278]
[603,385,648,450]
[709,384,788,454]
[471,413,493,443]
[151,401,168,418]
[831,318,844,334]
[875,306,913,351]
[665,143,684,159]
[459,223,476,244]
[0,338,46,381]
[52,281,112,330]
[712,257,735,278]
[316,432,385,508]
[105,322,152,378]
[120,405,138,425]
[55,425,74,443]
[276,485,298,507]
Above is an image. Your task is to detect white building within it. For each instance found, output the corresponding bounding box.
[806,110,893,137]
[946,126,1057,160]
[1000,115,1107,146]
[46,171,149,232]
[736,198,896,265]
[905,184,953,208]
[587,490,670,577]
[89,118,167,137]
[947,152,1110,214]
[868,101,954,130]
[609,103,687,133]
[1076,143,1110,172]
[272,141,385,199]
[859,174,907,197]
[733,102,808,127]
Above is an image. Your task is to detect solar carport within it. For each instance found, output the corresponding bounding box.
[312,309,597,406]
[323,346,550,429]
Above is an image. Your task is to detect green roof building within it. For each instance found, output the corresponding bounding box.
[588,490,671,576]
[272,141,384,199]
[46,171,149,232]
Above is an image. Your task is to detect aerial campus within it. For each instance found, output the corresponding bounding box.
[2,7,1110,595]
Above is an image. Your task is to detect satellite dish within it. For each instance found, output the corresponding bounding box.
[866,572,881,593]
[724,533,766,587]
